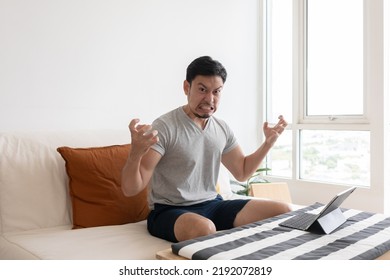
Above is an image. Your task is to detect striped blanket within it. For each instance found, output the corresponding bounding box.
[171,203,390,260]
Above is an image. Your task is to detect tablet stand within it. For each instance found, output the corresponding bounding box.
[311,207,346,234]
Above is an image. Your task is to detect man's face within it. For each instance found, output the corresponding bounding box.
[183,75,224,119]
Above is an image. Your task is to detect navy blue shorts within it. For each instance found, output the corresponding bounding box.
[147,195,250,242]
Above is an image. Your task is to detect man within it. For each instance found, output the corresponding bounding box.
[122,56,291,243]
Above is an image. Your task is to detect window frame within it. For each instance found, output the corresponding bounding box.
[260,0,388,213]
[297,0,369,126]
[300,0,369,125]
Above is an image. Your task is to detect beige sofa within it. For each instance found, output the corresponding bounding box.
[0,130,238,259]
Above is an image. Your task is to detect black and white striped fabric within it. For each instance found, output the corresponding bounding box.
[171,203,390,260]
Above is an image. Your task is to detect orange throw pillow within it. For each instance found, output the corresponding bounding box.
[57,144,149,229]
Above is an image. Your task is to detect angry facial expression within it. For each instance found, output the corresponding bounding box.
[183,75,224,121]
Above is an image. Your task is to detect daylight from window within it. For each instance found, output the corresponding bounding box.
[307,0,364,116]
[300,130,370,186]
[265,0,370,186]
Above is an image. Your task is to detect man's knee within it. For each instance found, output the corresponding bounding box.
[280,202,293,214]
[174,213,216,242]
[234,199,292,227]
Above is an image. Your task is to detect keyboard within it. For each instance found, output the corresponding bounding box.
[279,212,318,230]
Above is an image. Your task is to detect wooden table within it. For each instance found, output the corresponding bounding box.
[156,248,186,260]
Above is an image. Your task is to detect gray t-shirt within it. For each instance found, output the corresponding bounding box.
[149,107,238,208]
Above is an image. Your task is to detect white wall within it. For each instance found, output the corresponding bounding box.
[0,0,261,153]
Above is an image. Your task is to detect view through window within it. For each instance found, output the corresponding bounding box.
[265,0,370,186]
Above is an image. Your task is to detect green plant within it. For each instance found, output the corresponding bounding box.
[230,167,271,196]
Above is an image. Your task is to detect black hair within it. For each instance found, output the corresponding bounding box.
[186,56,227,85]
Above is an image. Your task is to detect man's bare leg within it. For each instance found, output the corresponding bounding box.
[234,199,292,227]
[173,200,291,242]
[174,212,217,242]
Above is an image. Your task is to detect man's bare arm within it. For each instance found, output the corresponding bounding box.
[121,119,161,197]
[221,142,273,182]
[222,116,287,182]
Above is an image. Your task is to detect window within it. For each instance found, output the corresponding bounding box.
[306,0,364,117]
[300,130,370,186]
[263,0,378,188]
[264,0,293,178]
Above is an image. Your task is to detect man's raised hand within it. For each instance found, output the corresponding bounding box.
[128,119,159,157]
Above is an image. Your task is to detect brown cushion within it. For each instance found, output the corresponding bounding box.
[57,144,149,229]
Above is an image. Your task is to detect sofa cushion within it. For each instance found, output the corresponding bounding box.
[0,134,71,233]
[57,144,150,229]
[2,221,171,260]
